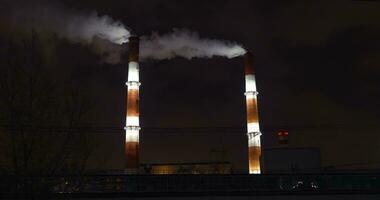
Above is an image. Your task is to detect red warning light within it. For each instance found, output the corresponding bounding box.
[277,131,289,136]
[277,130,289,145]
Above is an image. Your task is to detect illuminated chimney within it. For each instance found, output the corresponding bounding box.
[244,51,262,174]
[125,36,140,173]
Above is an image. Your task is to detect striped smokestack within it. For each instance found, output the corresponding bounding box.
[244,51,262,174]
[125,36,140,173]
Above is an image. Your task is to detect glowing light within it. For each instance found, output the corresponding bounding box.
[245,92,258,99]
[277,131,289,136]
[128,62,139,82]
[126,116,139,126]
[245,74,257,93]
[247,122,260,134]
[250,169,260,174]
[125,126,139,142]
[126,81,140,89]
[248,133,261,147]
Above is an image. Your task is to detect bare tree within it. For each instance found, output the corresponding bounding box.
[0,32,96,196]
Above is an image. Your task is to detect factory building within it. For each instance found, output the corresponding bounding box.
[141,162,231,174]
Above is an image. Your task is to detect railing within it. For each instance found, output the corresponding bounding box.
[1,174,380,196]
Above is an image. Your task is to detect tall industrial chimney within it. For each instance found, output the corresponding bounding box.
[244,51,262,174]
[125,36,140,173]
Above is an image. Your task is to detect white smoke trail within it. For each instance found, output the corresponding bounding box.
[60,11,130,45]
[11,4,130,45]
[9,3,130,64]
[9,3,245,63]
[140,29,246,60]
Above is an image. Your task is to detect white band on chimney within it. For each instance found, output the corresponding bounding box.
[126,116,139,127]
[245,74,257,93]
[128,62,139,82]
[126,81,141,89]
[247,122,260,134]
[250,169,260,174]
[245,91,258,99]
[125,127,139,142]
[248,132,261,147]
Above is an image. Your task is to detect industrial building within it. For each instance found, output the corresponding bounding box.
[141,162,231,174]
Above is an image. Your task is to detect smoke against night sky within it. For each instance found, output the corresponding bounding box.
[1,0,380,172]
[140,29,246,60]
[11,4,130,45]
[7,2,246,63]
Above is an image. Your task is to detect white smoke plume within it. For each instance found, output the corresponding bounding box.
[8,3,245,63]
[140,29,246,60]
[11,4,130,45]
[10,3,130,64]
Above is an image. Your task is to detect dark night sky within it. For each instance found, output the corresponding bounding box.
[1,0,380,171]
[52,0,380,127]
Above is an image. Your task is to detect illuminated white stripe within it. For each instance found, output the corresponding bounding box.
[125,127,139,142]
[126,116,139,126]
[250,169,260,174]
[245,92,257,99]
[247,122,261,147]
[248,134,261,147]
[126,81,140,90]
[128,62,139,82]
[245,74,257,93]
[247,122,260,134]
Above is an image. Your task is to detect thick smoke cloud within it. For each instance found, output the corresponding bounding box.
[8,3,245,63]
[140,29,246,60]
[9,3,130,64]
[11,4,130,45]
